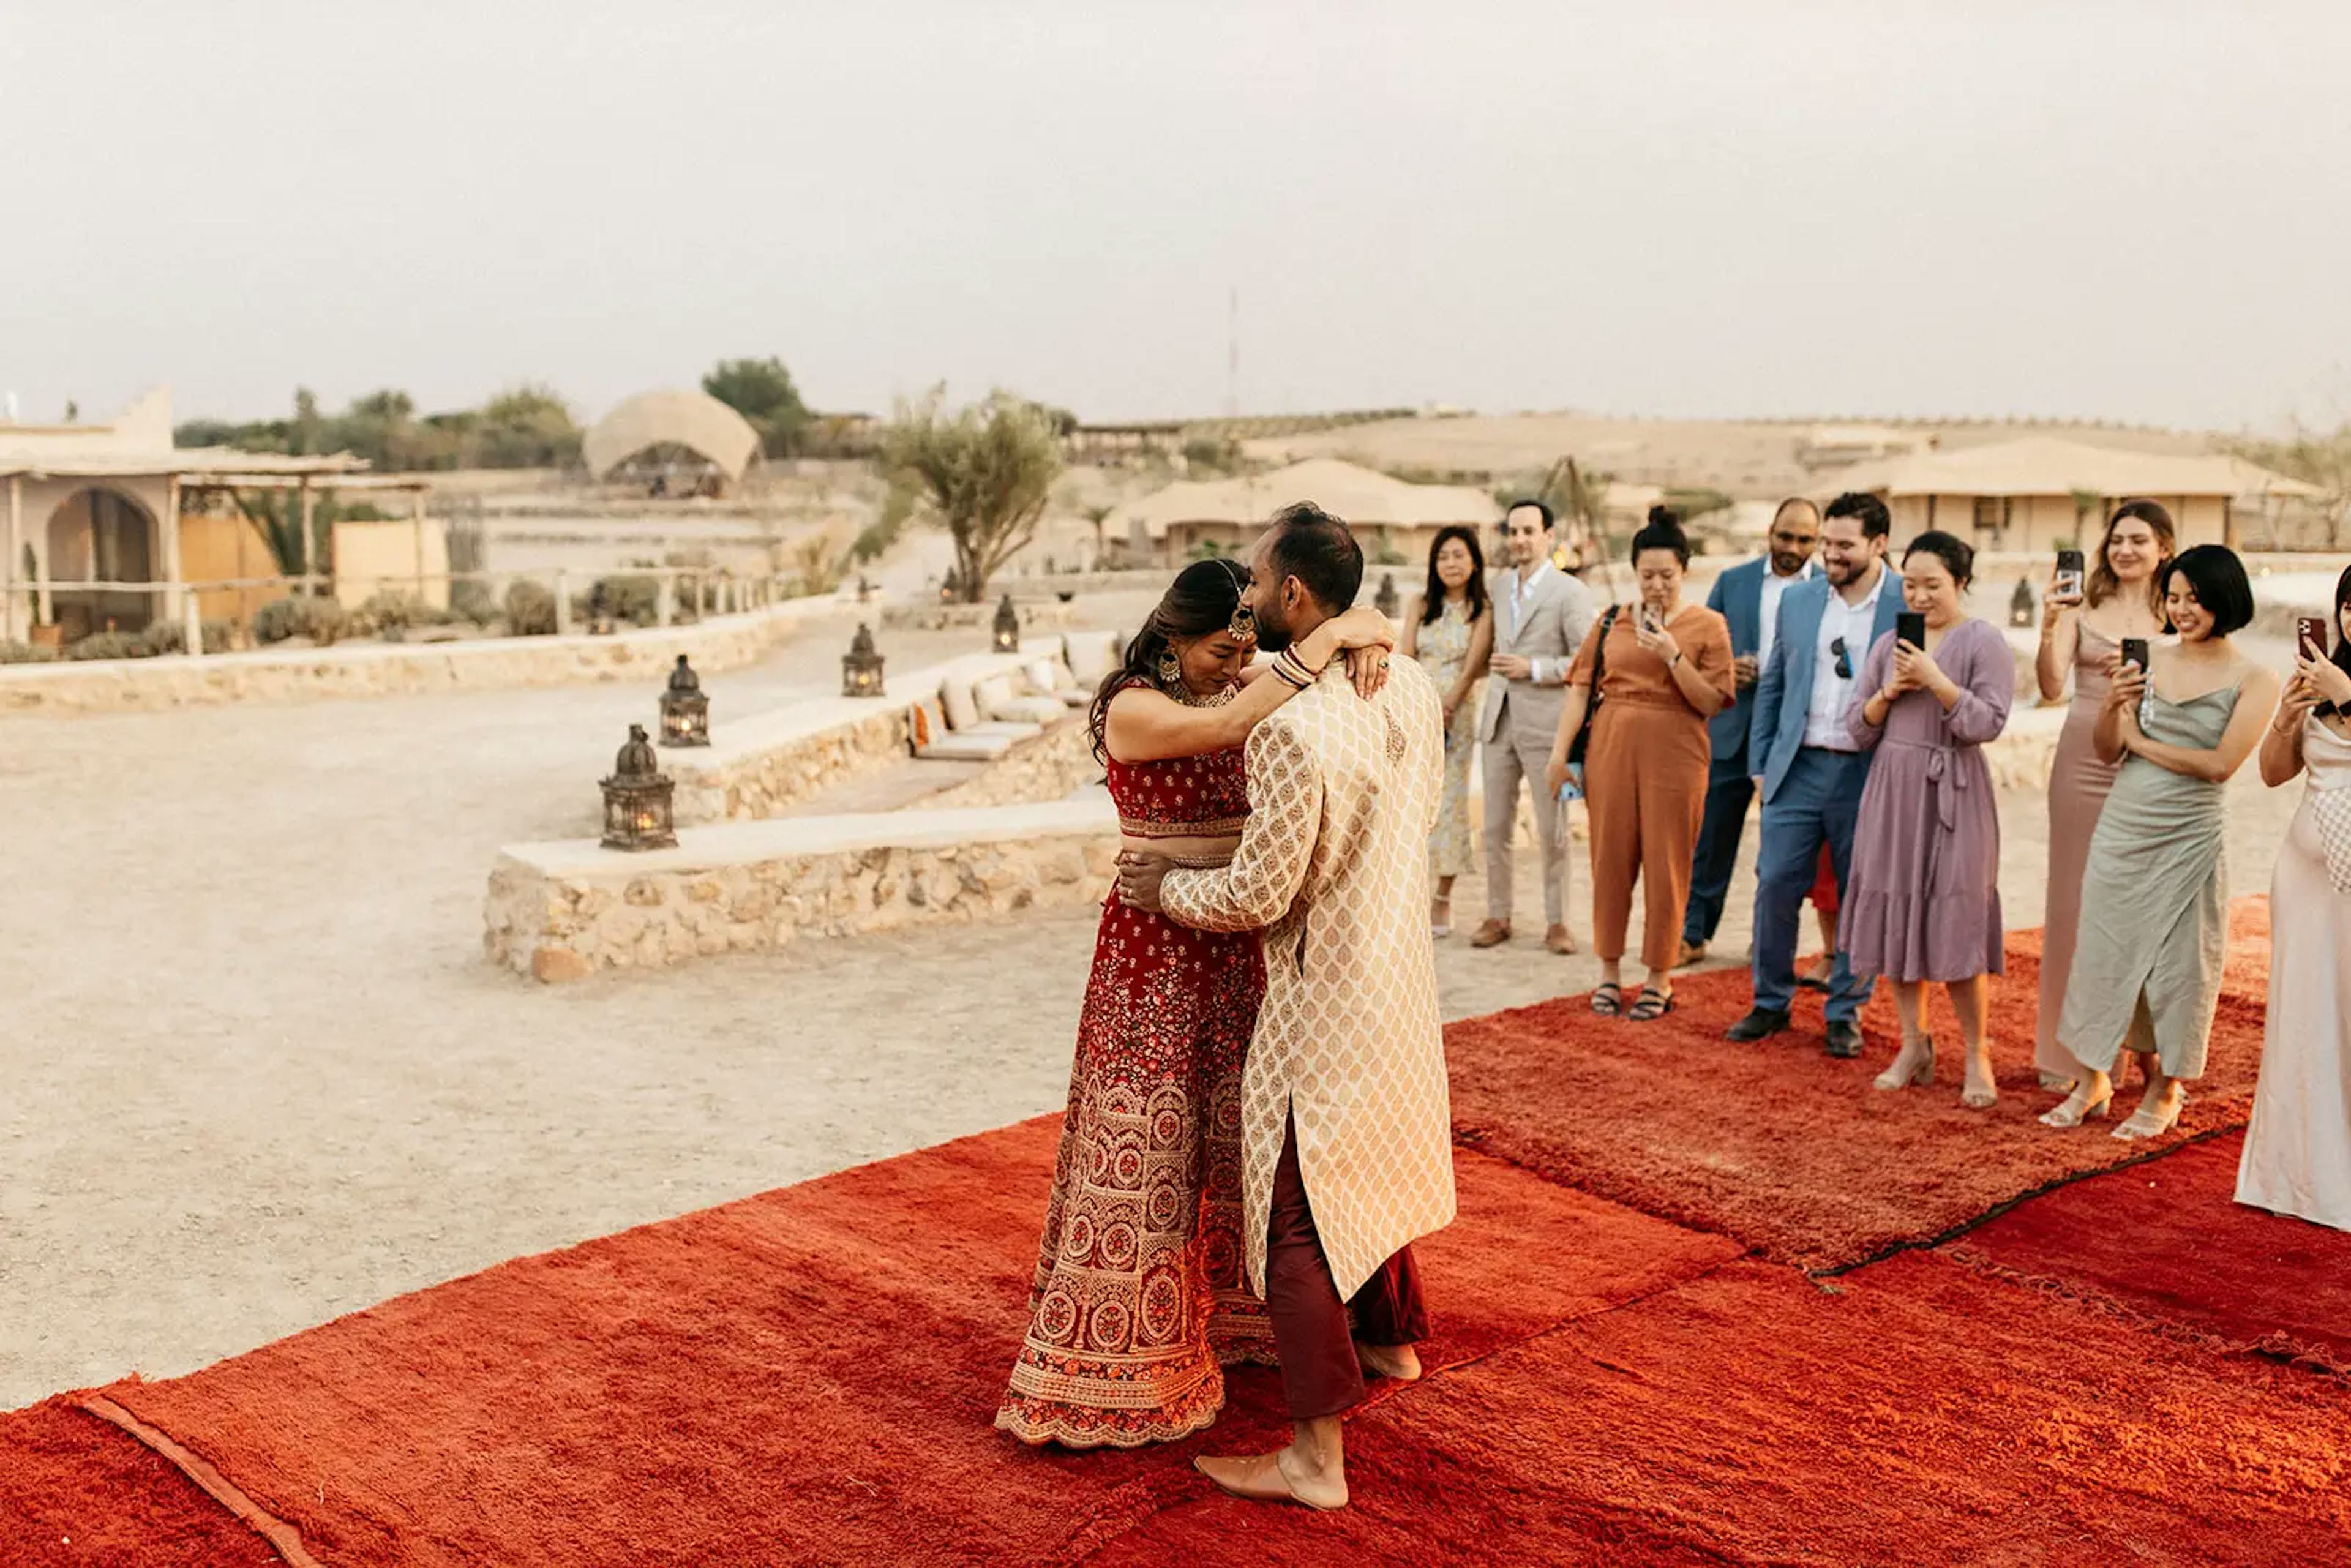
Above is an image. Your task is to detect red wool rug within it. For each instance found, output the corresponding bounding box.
[1089,1255,2350,1567]
[64,1120,1738,1567]
[1946,1128,2351,1374]
[0,1398,280,1567]
[1444,900,2274,1272]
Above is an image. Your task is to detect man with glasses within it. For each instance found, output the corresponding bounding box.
[1726,491,1900,1057]
[1680,497,1823,966]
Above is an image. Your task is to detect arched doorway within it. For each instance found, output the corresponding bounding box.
[47,487,159,640]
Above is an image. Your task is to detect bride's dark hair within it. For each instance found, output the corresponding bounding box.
[1087,557,1253,762]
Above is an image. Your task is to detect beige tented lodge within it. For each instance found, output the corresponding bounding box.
[1,389,431,646]
[1830,437,2318,553]
[1104,458,1498,569]
[581,390,762,495]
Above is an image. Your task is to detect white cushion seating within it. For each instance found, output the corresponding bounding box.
[940,676,982,732]
[1062,629,1122,685]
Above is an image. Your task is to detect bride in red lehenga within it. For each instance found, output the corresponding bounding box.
[996,559,1393,1447]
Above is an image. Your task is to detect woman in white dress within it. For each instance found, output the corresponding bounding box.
[2237,566,2351,1231]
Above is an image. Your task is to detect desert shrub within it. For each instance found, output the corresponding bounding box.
[591,574,662,627]
[449,577,498,624]
[250,596,349,646]
[358,590,422,635]
[504,577,558,636]
[0,640,58,664]
[136,619,236,655]
[66,630,154,661]
[252,598,305,644]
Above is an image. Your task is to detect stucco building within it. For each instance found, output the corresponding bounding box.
[2,388,427,645]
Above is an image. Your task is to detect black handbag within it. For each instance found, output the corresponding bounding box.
[1565,606,1620,767]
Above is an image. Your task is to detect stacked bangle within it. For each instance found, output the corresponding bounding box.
[1270,649,1316,690]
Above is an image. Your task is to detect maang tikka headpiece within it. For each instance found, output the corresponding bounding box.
[1220,557,1257,641]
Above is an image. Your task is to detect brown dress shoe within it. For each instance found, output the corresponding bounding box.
[1677,939,1708,967]
[1469,919,1511,948]
[1545,924,1580,955]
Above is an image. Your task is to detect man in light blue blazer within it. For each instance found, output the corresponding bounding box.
[1681,498,1820,962]
[1726,492,1901,1057]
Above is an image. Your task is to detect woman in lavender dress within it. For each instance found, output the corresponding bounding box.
[1840,531,2017,1109]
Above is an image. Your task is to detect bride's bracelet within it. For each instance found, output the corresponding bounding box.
[1269,649,1316,691]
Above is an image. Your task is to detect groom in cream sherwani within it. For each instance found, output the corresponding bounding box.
[1118,501,1457,1512]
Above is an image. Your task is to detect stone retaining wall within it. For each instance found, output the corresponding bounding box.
[486,799,1117,981]
[670,703,913,825]
[0,595,841,717]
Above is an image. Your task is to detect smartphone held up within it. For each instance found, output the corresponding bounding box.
[2053,548,2085,603]
[1896,611,1927,650]
[2297,616,2333,662]
[2121,637,2151,673]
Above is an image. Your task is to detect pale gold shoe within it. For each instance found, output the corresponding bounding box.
[1195,1450,1348,1512]
[1872,1037,1935,1092]
[2039,1087,2112,1128]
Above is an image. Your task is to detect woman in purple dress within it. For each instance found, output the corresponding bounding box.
[1840,531,2017,1109]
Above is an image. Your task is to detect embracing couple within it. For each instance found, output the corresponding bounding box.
[993,503,1457,1510]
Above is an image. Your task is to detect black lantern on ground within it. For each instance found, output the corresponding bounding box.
[1374,571,1400,619]
[992,593,1022,654]
[600,724,677,851]
[659,655,710,746]
[2009,577,2038,629]
[843,623,887,697]
[940,565,961,603]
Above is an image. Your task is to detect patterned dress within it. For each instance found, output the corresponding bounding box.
[995,738,1276,1448]
[1417,598,1482,879]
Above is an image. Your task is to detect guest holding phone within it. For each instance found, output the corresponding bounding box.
[2034,500,2175,1090]
[2237,568,2351,1231]
[1545,509,1733,1021]
[1843,532,2017,1108]
[2044,546,2278,1139]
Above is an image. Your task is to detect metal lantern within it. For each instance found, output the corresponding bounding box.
[587,580,617,636]
[600,724,677,852]
[2009,577,2038,629]
[992,593,1021,653]
[1374,571,1401,619]
[842,622,886,697]
[658,654,710,746]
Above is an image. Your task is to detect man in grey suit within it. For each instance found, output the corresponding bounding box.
[1472,499,1596,953]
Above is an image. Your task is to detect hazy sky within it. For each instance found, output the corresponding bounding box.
[6,1,2349,433]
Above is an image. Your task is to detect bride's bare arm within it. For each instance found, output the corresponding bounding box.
[1104,609,1393,763]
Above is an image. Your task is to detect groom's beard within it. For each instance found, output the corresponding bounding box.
[1253,606,1294,653]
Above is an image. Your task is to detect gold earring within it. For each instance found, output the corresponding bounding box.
[1158,647,1182,688]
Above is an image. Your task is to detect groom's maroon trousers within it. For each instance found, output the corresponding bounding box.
[1265,1114,1428,1420]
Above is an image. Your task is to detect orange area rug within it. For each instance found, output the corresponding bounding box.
[64,1124,1738,1567]
[1947,1128,2351,1374]
[0,1398,280,1567]
[1445,900,2273,1271]
[1090,1255,2350,1566]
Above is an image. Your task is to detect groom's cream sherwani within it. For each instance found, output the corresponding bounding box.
[1161,655,1457,1299]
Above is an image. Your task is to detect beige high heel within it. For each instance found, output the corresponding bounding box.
[2113,1093,2186,1141]
[1872,1037,1935,1092]
[2039,1087,2112,1128]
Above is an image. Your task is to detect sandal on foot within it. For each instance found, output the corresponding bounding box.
[1873,1037,1935,1092]
[2039,1088,2112,1128]
[2113,1094,2185,1141]
[1591,982,1623,1018]
[1628,985,1675,1022]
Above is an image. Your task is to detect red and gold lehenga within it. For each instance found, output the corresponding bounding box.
[994,739,1277,1448]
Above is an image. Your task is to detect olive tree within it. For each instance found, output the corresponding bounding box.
[880,388,1065,602]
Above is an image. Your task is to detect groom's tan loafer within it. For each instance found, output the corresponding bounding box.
[1194,1452,1348,1512]
[1469,919,1511,948]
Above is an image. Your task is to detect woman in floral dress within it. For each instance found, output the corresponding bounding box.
[996,559,1392,1447]
[1402,525,1493,937]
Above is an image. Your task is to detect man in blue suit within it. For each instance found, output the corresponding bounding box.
[1680,498,1821,964]
[1726,492,1901,1057]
